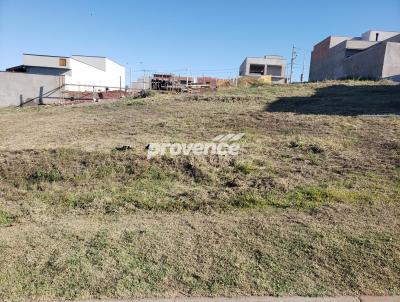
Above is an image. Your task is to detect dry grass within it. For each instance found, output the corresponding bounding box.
[0,80,399,301]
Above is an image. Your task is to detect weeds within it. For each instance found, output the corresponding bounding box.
[30,168,63,183]
[0,211,13,226]
[234,161,256,175]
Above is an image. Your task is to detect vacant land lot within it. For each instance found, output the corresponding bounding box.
[0,81,399,301]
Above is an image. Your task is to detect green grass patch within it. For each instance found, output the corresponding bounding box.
[231,185,379,210]
[63,191,106,210]
[234,161,256,175]
[30,168,63,183]
[231,192,265,208]
[0,211,14,226]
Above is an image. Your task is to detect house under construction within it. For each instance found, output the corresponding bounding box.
[151,74,219,92]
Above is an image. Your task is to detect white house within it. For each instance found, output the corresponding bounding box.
[7,54,125,91]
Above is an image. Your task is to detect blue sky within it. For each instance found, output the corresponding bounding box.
[0,0,399,81]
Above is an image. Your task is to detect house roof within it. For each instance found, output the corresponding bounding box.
[6,65,70,72]
[22,53,124,67]
[23,53,70,58]
[72,54,106,58]
[72,55,124,67]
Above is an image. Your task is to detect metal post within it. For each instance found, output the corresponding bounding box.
[289,45,296,84]
[139,61,146,90]
[38,86,44,105]
[300,54,305,82]
[129,67,132,89]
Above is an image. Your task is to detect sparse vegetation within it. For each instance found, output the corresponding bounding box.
[0,211,13,226]
[0,81,399,301]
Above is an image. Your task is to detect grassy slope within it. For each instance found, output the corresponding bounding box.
[0,81,399,301]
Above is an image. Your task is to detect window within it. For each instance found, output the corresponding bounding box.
[59,58,67,66]
[249,64,265,75]
[266,65,282,77]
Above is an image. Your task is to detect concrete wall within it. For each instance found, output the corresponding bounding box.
[24,54,70,69]
[105,58,126,89]
[309,42,347,81]
[310,31,400,82]
[63,58,125,91]
[311,36,352,63]
[362,30,400,42]
[0,72,63,107]
[329,36,352,47]
[239,59,247,76]
[345,40,377,50]
[65,59,107,90]
[382,42,400,79]
[385,34,400,43]
[244,57,268,76]
[310,39,381,81]
[310,40,400,81]
[267,65,282,76]
[344,43,386,79]
[72,55,106,71]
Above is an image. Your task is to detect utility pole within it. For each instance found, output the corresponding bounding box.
[126,63,132,89]
[285,64,289,83]
[289,45,297,84]
[139,61,146,90]
[129,67,132,89]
